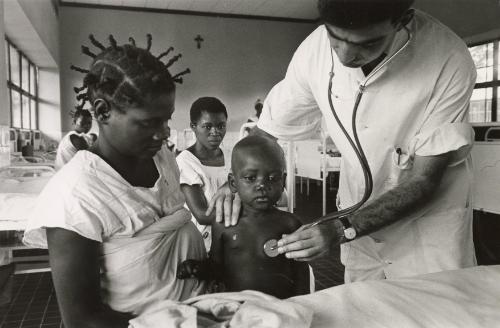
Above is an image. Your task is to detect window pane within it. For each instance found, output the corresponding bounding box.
[469,43,494,83]
[5,42,9,80]
[469,88,492,122]
[9,47,19,86]
[21,56,29,91]
[22,95,30,129]
[11,91,21,128]
[30,99,36,129]
[30,65,36,95]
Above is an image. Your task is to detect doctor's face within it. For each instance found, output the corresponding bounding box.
[325,19,399,68]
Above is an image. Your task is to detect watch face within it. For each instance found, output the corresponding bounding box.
[344,227,357,240]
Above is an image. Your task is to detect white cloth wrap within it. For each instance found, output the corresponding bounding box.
[101,209,207,314]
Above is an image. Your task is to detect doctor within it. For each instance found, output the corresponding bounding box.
[208,0,477,282]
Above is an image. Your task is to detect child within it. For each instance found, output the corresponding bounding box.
[23,34,203,327]
[178,135,310,299]
[176,97,230,251]
[54,108,93,169]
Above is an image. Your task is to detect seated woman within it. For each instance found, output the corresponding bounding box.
[54,107,93,170]
[23,34,203,328]
[176,97,230,251]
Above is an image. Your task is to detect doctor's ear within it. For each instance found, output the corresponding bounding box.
[93,98,111,123]
[228,173,238,193]
[282,173,287,189]
[395,9,414,30]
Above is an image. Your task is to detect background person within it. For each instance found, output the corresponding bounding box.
[176,97,230,251]
[208,0,477,283]
[54,108,93,169]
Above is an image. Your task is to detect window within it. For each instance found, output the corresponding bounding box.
[469,40,499,123]
[5,38,38,129]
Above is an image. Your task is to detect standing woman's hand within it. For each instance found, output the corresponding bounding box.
[205,183,241,227]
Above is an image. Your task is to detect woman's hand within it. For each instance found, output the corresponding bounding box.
[205,183,241,227]
[277,220,343,261]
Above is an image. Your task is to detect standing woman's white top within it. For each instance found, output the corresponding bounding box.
[176,149,230,251]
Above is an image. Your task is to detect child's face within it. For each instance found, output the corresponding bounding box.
[103,91,174,159]
[74,116,92,134]
[230,150,285,211]
[191,111,227,150]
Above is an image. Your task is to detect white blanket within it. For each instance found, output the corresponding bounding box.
[129,265,500,328]
[289,265,500,328]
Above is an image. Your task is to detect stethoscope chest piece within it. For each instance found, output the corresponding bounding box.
[263,239,279,257]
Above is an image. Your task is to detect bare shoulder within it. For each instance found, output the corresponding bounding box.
[273,209,303,231]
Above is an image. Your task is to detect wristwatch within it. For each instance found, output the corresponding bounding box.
[339,216,357,241]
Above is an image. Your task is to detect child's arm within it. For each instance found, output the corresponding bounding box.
[180,184,215,225]
[177,222,225,282]
[208,222,225,281]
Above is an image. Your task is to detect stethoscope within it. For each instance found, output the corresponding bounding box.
[264,27,413,258]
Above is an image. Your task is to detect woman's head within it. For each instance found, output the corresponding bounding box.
[71,34,190,159]
[190,97,228,150]
[72,108,92,134]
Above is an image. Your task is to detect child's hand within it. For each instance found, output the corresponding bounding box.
[177,259,202,279]
[207,280,226,293]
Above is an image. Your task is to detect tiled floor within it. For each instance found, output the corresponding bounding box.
[0,273,62,328]
[0,177,344,327]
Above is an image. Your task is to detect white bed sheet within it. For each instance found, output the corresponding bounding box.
[0,165,54,231]
[129,265,500,328]
[290,265,500,328]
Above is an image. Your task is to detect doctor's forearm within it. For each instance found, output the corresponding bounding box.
[349,176,439,237]
[348,152,451,237]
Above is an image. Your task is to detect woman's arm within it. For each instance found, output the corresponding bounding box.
[180,184,214,225]
[47,228,133,328]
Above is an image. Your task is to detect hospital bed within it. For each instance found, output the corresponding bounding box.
[129,265,500,328]
[0,163,55,273]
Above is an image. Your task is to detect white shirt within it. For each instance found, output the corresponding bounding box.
[23,147,206,314]
[55,131,92,170]
[258,10,477,281]
[176,149,230,251]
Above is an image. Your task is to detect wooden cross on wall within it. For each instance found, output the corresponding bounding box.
[194,35,204,49]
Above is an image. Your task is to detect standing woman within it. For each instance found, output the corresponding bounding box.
[176,97,229,251]
[23,34,203,328]
[54,108,93,169]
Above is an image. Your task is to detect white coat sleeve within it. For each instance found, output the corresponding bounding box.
[409,49,477,166]
[257,35,322,141]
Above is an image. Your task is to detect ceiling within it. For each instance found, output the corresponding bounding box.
[59,0,319,21]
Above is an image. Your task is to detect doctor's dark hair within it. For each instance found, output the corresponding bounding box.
[317,0,415,29]
[189,97,228,123]
[70,34,190,112]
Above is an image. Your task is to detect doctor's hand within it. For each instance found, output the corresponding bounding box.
[205,183,241,227]
[277,220,343,261]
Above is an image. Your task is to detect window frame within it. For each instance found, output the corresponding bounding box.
[6,38,39,130]
[468,38,499,123]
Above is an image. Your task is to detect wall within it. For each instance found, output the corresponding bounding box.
[0,0,11,167]
[18,0,59,65]
[38,68,61,149]
[415,0,500,42]
[59,6,315,133]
